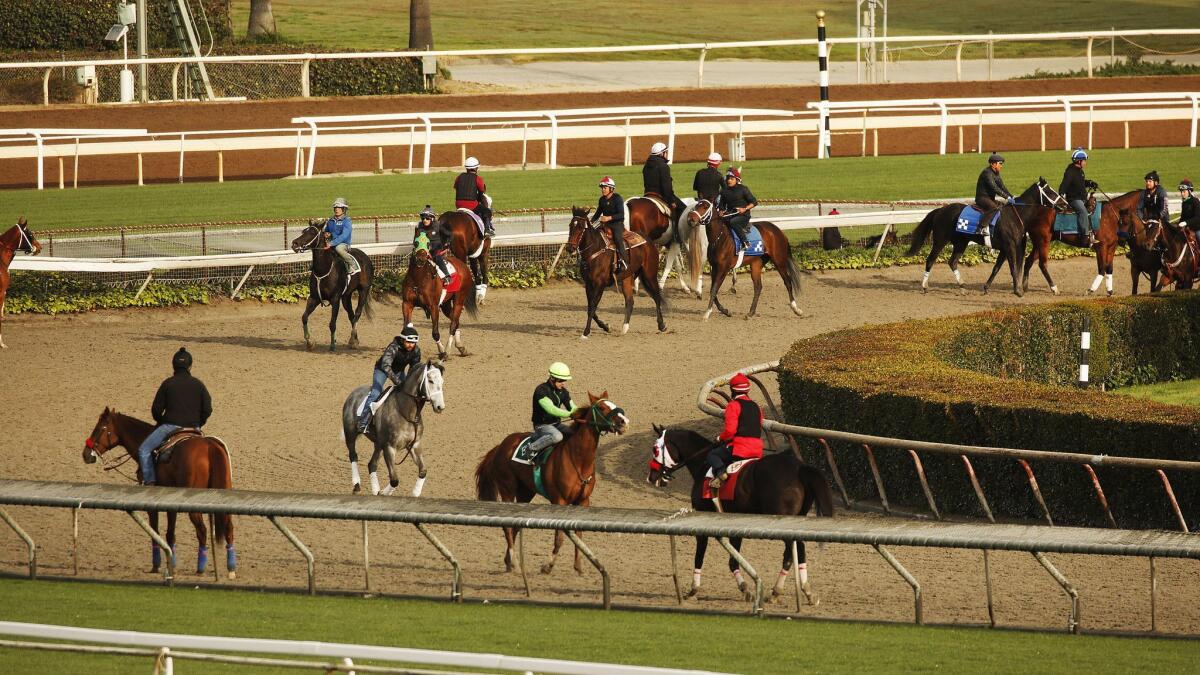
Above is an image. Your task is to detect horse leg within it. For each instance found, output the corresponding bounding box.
[327,290,341,352]
[410,441,428,497]
[1037,243,1059,295]
[704,266,732,320]
[746,260,763,318]
[503,526,518,573]
[381,444,400,496]
[366,446,383,495]
[189,512,208,574]
[727,537,754,601]
[345,422,362,494]
[541,528,565,575]
[947,242,967,295]
[685,536,709,599]
[920,234,947,293]
[301,295,319,351]
[431,304,445,358]
[149,510,162,573]
[642,266,668,333]
[620,274,634,335]
[166,511,178,568]
[983,247,1006,294]
[342,291,359,349]
[0,293,7,349]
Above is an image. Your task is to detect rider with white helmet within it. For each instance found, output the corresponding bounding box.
[590,176,628,271]
[454,157,494,237]
[694,152,724,204]
[326,197,362,275]
[642,141,685,227]
[1059,149,1098,246]
[519,362,579,462]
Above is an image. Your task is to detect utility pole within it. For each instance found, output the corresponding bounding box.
[137,0,148,103]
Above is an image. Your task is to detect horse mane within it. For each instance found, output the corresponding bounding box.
[110,410,155,433]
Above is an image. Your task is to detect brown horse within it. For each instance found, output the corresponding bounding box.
[628,196,711,297]
[474,393,628,575]
[438,209,492,304]
[290,220,374,352]
[566,206,668,338]
[1149,215,1199,290]
[1116,208,1166,294]
[401,248,478,358]
[690,200,803,320]
[82,408,237,578]
[1022,189,1141,296]
[0,217,41,349]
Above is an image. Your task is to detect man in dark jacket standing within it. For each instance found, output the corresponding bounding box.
[693,152,724,204]
[590,176,627,271]
[1059,148,1098,246]
[642,142,685,228]
[138,348,212,485]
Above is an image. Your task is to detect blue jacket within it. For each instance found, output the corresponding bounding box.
[327,215,352,247]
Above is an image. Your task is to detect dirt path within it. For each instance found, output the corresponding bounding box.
[1,257,1195,633]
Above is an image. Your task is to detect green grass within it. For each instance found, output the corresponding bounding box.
[0,578,1195,674]
[19,147,1199,232]
[1116,377,1200,407]
[226,0,1199,61]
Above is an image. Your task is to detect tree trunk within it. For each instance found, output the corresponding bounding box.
[408,0,433,50]
[247,0,276,37]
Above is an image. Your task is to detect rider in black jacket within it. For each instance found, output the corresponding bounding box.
[642,142,685,227]
[1140,171,1170,223]
[357,327,422,433]
[413,205,452,277]
[1059,149,1098,245]
[590,176,627,270]
[717,168,757,250]
[1178,179,1200,240]
[138,348,212,485]
[975,152,1013,212]
[693,152,724,204]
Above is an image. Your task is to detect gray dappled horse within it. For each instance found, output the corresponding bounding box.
[341,359,445,496]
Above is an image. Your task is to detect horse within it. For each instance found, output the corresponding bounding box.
[1022,188,1141,296]
[626,195,707,297]
[1145,214,1199,290]
[438,206,492,304]
[289,220,374,352]
[341,359,445,497]
[82,407,237,578]
[474,393,628,575]
[0,217,41,349]
[689,200,803,320]
[401,248,478,358]
[647,425,833,607]
[566,207,668,338]
[1116,208,1166,294]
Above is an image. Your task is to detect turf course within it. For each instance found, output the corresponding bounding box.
[0,578,1194,674]
[1115,378,1200,407]
[14,147,1198,231]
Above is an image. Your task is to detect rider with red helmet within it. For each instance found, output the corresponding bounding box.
[717,167,757,252]
[707,373,763,489]
[591,176,627,271]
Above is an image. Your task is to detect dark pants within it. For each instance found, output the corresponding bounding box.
[431,247,452,277]
[1070,199,1089,238]
[669,198,686,229]
[727,213,752,248]
[473,204,494,235]
[607,221,627,268]
[707,442,735,476]
[976,196,1003,213]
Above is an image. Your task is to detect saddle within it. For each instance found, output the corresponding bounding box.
[640,193,672,216]
[457,208,486,235]
[153,428,203,465]
[701,458,758,501]
[511,432,572,500]
[591,229,647,263]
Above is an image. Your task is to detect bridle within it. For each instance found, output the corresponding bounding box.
[692,200,715,227]
[394,362,442,424]
[1,223,36,254]
[648,430,717,482]
[586,400,626,435]
[569,212,606,260]
[295,222,328,252]
[84,417,139,481]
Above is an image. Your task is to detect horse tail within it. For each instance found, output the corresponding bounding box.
[463,273,479,319]
[475,443,504,502]
[208,439,234,546]
[906,207,941,256]
[797,464,835,517]
[687,220,706,291]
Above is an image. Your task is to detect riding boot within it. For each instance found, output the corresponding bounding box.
[483,216,495,238]
[434,254,452,278]
[708,472,728,490]
[356,410,371,434]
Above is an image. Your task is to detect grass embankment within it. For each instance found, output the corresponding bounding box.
[18,147,1199,231]
[0,578,1195,674]
[1117,378,1200,407]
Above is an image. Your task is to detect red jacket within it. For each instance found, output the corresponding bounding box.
[454,173,486,210]
[718,395,764,459]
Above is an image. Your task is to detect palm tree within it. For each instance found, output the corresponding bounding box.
[248,0,277,37]
[409,0,433,50]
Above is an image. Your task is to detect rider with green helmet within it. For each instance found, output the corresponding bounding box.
[523,362,578,458]
[414,205,452,277]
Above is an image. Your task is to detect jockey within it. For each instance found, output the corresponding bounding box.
[974,152,1013,213]
[693,152,724,204]
[1177,178,1200,240]
[590,176,627,271]
[525,362,578,457]
[414,205,452,277]
[138,348,212,486]
[717,167,757,251]
[1059,149,1098,246]
[707,373,763,490]
[454,157,494,237]
[357,326,421,433]
[326,197,361,275]
[642,142,685,228]
[1140,170,1170,224]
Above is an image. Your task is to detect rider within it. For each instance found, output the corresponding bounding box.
[326,197,361,276]
[707,373,764,490]
[1140,170,1170,224]
[137,348,212,486]
[1059,149,1099,246]
[357,326,422,433]
[975,152,1013,211]
[414,205,452,277]
[693,152,724,204]
[1177,178,1200,241]
[642,141,685,229]
[590,176,627,271]
[717,167,757,251]
[523,362,578,459]
[454,156,494,237]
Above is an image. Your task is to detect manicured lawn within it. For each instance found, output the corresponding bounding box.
[1115,377,1200,407]
[0,578,1194,674]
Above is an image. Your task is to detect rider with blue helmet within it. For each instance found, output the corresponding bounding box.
[1059,149,1098,246]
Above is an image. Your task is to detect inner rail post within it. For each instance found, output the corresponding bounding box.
[1082,465,1118,528]
[269,516,315,595]
[961,455,995,522]
[718,537,762,616]
[127,511,173,586]
[669,535,683,604]
[747,373,801,457]
[874,544,921,624]
[415,522,462,602]
[1033,551,1080,634]
[1150,556,1158,632]
[907,449,940,519]
[564,531,609,610]
[1017,459,1053,526]
[862,444,890,514]
[0,508,36,579]
[817,439,851,508]
[1156,470,1189,532]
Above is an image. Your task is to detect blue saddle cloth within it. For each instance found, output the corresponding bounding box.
[954,205,1001,235]
[1053,204,1103,233]
[731,225,765,256]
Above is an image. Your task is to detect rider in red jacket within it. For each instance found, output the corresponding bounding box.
[707,373,764,489]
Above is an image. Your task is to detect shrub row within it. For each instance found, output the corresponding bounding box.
[778,292,1200,530]
[0,1,232,51]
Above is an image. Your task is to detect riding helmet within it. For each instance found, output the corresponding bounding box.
[729,373,751,393]
[1071,148,1088,162]
[707,152,722,167]
[1145,170,1160,183]
[548,362,572,381]
[987,152,1004,164]
[1180,178,1194,192]
[650,142,668,156]
[726,167,742,182]
[420,205,437,220]
[398,325,420,343]
[172,347,193,371]
[598,176,616,189]
[464,156,480,170]
[332,197,349,210]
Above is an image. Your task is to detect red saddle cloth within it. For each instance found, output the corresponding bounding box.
[701,458,757,501]
[442,271,462,294]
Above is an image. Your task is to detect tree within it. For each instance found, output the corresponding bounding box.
[247,0,276,37]
[408,0,433,50]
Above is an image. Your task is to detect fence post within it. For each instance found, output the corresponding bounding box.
[201,226,207,256]
[955,42,963,81]
[301,59,312,97]
[120,228,127,257]
[1078,315,1090,387]
[1087,37,1094,77]
[697,47,708,88]
[42,67,52,105]
[816,11,831,159]
[374,217,380,243]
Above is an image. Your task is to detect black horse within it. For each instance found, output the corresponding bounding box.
[647,425,833,608]
[290,219,374,351]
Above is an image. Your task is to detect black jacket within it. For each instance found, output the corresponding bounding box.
[1180,196,1200,229]
[414,222,449,251]
[152,371,212,428]
[642,154,676,202]
[532,381,573,427]
[1140,185,1170,223]
[718,183,757,212]
[377,341,422,384]
[1059,163,1089,202]
[591,192,624,226]
[975,167,1012,204]
[693,167,723,201]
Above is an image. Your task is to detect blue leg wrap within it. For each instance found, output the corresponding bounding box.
[197,546,208,573]
[226,545,238,572]
[151,544,161,568]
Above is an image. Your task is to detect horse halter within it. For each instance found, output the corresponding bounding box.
[1,223,35,253]
[692,200,714,226]
[297,222,328,251]
[84,418,138,479]
[1034,182,1070,213]
[649,430,715,481]
[587,401,626,434]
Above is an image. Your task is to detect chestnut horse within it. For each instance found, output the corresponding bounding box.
[566,207,668,338]
[1022,189,1141,296]
[689,200,803,320]
[290,220,374,352]
[647,425,833,608]
[628,196,711,297]
[438,209,492,304]
[401,248,478,358]
[474,394,628,576]
[83,407,237,578]
[1116,208,1166,294]
[0,217,42,348]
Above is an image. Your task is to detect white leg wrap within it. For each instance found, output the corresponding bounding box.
[1051,285,1060,295]
[381,483,396,496]
[732,568,745,586]
[692,569,703,589]
[1090,275,1104,292]
[412,476,427,497]
[622,323,629,335]
[350,462,361,488]
[1105,274,1114,293]
[921,271,930,289]
[774,569,789,593]
[952,269,963,284]
[369,472,381,496]
[703,308,713,320]
[797,562,809,585]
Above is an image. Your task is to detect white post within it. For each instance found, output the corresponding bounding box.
[548,113,558,169]
[1062,99,1073,151]
[33,132,44,190]
[1190,95,1198,148]
[421,115,432,174]
[301,59,311,97]
[955,42,963,82]
[1087,37,1094,78]
[293,129,302,177]
[697,47,708,88]
[178,132,186,183]
[407,125,415,173]
[937,102,948,155]
[306,121,318,178]
[817,11,831,159]
[666,109,676,163]
[623,117,631,166]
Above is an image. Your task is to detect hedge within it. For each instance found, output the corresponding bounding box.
[0,1,232,51]
[778,292,1200,530]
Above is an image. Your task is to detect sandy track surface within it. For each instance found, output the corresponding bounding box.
[1,257,1196,633]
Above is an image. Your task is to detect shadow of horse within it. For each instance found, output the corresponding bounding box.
[141,333,361,355]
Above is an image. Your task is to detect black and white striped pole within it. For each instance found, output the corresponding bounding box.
[1078,315,1091,388]
[817,10,831,159]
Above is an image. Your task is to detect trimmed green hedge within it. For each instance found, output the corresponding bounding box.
[0,1,232,51]
[778,293,1200,530]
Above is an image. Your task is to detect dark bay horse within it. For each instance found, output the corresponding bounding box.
[438,209,492,304]
[0,217,41,349]
[1116,208,1166,294]
[401,248,478,358]
[475,394,628,575]
[566,207,668,338]
[689,200,803,320]
[1023,189,1141,296]
[1150,216,1198,290]
[647,425,833,608]
[82,408,237,578]
[290,220,374,352]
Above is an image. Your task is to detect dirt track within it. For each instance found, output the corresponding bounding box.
[1,257,1197,633]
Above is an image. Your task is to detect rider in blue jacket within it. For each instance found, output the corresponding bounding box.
[326,197,361,276]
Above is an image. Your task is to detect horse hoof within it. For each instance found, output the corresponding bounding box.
[684,587,699,600]
[352,483,361,494]
[575,565,585,576]
[149,566,160,574]
[720,310,732,318]
[1107,291,1114,297]
[580,334,589,340]
[227,571,237,581]
[621,324,629,335]
[743,590,756,602]
[539,563,554,575]
[305,342,313,352]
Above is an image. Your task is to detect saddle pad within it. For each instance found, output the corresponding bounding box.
[731,225,766,256]
[640,193,671,216]
[701,458,757,501]
[154,428,202,465]
[954,205,1001,236]
[599,228,648,250]
[457,208,486,235]
[435,259,463,294]
[1053,204,1103,233]
[356,386,395,416]
[512,436,552,465]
